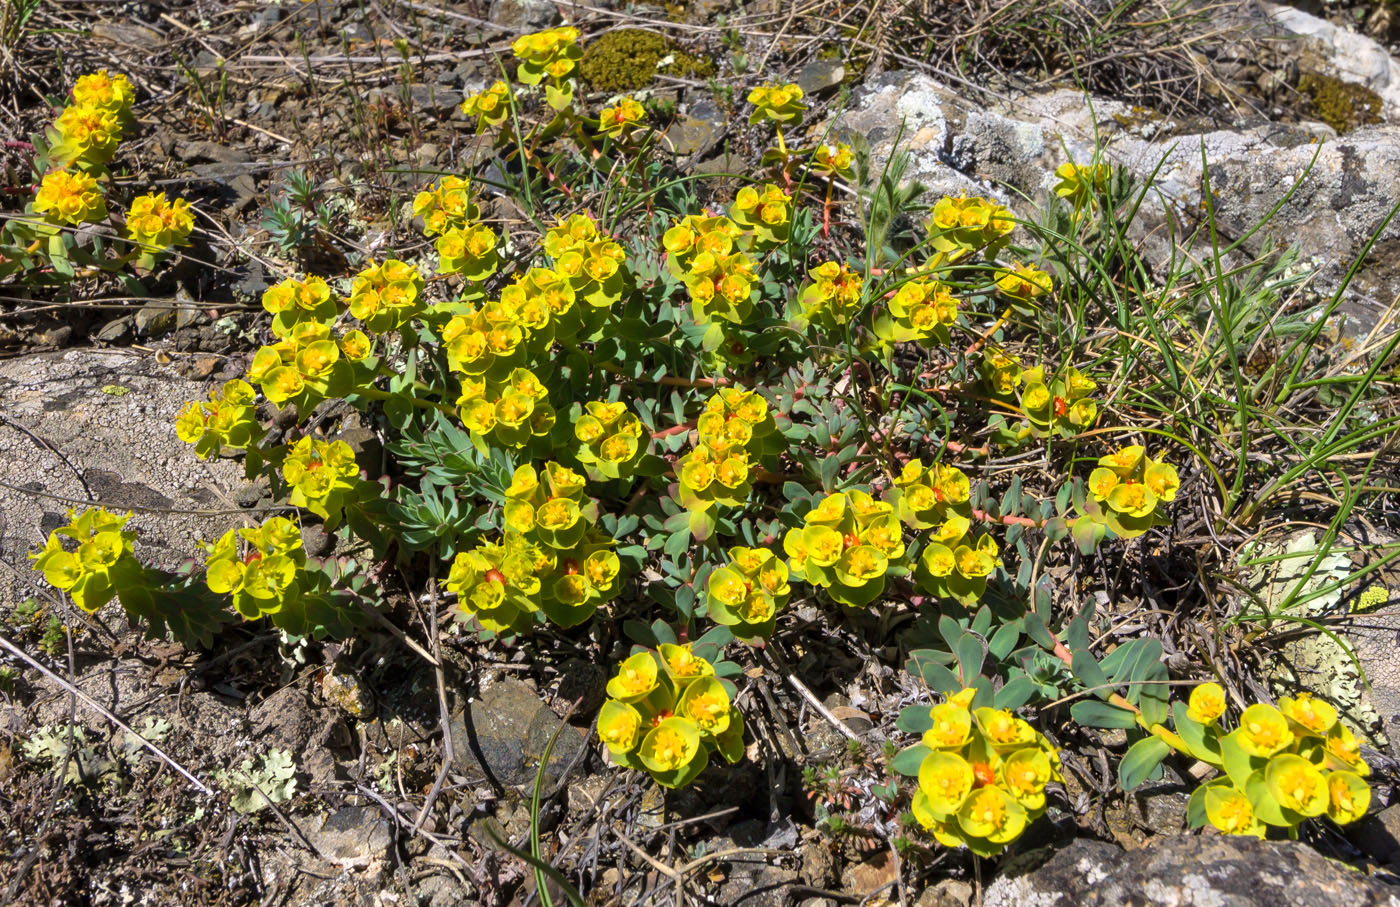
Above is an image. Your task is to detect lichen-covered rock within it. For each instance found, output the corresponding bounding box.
[985,836,1400,906]
[833,69,1400,338]
[0,350,246,612]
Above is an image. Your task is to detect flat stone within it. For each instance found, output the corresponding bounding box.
[449,677,586,788]
[488,0,559,30]
[134,301,179,338]
[94,316,134,344]
[984,836,1400,906]
[309,805,393,869]
[796,60,846,96]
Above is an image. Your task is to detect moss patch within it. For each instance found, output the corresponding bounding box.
[1299,70,1382,134]
[578,29,714,94]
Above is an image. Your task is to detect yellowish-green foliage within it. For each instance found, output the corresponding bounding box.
[203,517,305,620]
[29,508,142,613]
[784,490,906,607]
[904,688,1064,856]
[598,646,743,787]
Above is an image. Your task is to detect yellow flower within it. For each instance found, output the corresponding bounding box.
[1279,693,1337,736]
[1265,754,1328,816]
[598,700,643,753]
[918,751,975,814]
[957,786,1027,843]
[72,70,135,115]
[1236,704,1293,758]
[1204,784,1263,837]
[678,677,731,735]
[1106,481,1157,518]
[976,708,1036,749]
[638,718,700,773]
[1326,771,1370,825]
[33,170,107,225]
[606,652,658,702]
[993,262,1052,306]
[53,104,122,166]
[1186,682,1226,724]
[1325,724,1368,774]
[746,82,807,125]
[921,703,972,749]
[125,192,195,250]
[1002,747,1054,809]
[811,142,854,179]
[598,96,647,140]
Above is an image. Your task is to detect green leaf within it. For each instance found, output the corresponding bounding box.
[1071,517,1105,554]
[1171,701,1222,765]
[955,633,987,685]
[663,526,691,560]
[1067,616,1089,653]
[1022,613,1056,649]
[1186,784,1209,828]
[994,675,1038,710]
[895,705,933,734]
[1244,769,1293,827]
[988,622,1021,661]
[1070,700,1138,729]
[1071,650,1112,700]
[688,508,716,541]
[1218,730,1261,790]
[1118,736,1170,791]
[890,744,930,776]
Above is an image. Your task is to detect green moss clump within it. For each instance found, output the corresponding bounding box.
[578,29,714,94]
[1299,70,1382,134]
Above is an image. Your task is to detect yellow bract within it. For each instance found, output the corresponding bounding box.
[34,170,107,225]
[1186,682,1226,724]
[125,192,195,251]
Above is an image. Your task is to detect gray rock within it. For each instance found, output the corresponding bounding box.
[833,69,1400,337]
[796,60,846,96]
[918,879,974,907]
[666,99,727,158]
[1269,4,1400,118]
[309,805,393,869]
[984,836,1400,906]
[488,0,559,30]
[449,676,586,788]
[334,427,382,477]
[0,350,246,619]
[94,316,134,344]
[1351,804,1400,869]
[180,140,253,165]
[134,301,179,338]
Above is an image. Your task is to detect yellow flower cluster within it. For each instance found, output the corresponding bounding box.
[928,195,1015,260]
[811,142,854,180]
[916,514,1001,607]
[1175,685,1370,837]
[412,175,479,237]
[707,546,791,638]
[993,261,1053,309]
[203,517,305,620]
[1052,160,1111,208]
[981,348,1023,397]
[437,222,499,281]
[728,183,791,249]
[349,259,425,333]
[512,26,581,86]
[53,103,123,168]
[879,276,959,347]
[893,459,971,529]
[29,507,143,613]
[696,387,780,458]
[456,367,555,448]
[663,214,756,326]
[33,170,107,226]
[677,443,753,512]
[1085,445,1179,538]
[598,96,646,141]
[125,192,195,252]
[545,214,630,312]
[446,462,622,631]
[282,437,363,524]
[72,70,135,116]
[460,80,511,130]
[574,400,646,480]
[176,378,264,459]
[1020,366,1097,436]
[248,319,373,408]
[784,490,905,607]
[797,261,863,330]
[909,689,1063,856]
[746,82,806,125]
[598,646,744,788]
[261,275,339,337]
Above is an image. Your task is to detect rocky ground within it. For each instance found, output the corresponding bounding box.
[3,0,1400,904]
